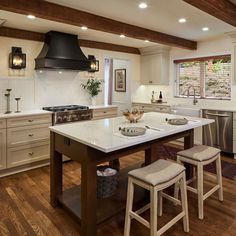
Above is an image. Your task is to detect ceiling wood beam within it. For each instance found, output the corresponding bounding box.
[183,0,236,27]
[0,27,141,55]
[0,0,197,50]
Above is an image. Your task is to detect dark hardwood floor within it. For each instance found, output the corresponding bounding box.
[0,151,235,236]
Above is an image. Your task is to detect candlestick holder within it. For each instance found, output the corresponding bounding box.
[15,97,21,113]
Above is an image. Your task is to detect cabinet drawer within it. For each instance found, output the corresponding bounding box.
[7,124,50,147]
[0,119,6,129]
[93,108,117,119]
[0,129,6,170]
[7,114,52,128]
[7,142,49,168]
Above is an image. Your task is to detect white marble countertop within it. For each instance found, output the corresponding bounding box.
[132,101,170,106]
[49,112,213,153]
[89,105,118,109]
[0,110,52,119]
[133,101,236,112]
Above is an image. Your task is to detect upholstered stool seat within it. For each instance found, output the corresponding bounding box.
[175,145,223,220]
[124,159,189,236]
[177,145,220,162]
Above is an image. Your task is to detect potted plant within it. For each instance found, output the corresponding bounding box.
[81,78,102,105]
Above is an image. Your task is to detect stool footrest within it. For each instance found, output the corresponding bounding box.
[187,186,198,194]
[129,211,150,228]
[203,185,220,201]
[135,203,150,215]
[158,212,185,235]
[161,192,181,205]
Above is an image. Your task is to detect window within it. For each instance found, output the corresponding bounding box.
[174,55,231,99]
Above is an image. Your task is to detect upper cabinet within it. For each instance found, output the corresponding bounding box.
[140,46,169,85]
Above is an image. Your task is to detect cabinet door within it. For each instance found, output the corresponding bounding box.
[141,53,169,85]
[0,129,6,170]
[141,55,155,85]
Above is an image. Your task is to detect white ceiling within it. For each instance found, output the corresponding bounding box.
[0,0,235,49]
[46,0,235,41]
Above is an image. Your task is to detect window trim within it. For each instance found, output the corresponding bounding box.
[174,54,232,100]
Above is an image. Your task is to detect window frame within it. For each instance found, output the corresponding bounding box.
[174,54,232,100]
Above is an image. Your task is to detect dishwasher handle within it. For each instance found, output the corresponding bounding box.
[205,112,230,118]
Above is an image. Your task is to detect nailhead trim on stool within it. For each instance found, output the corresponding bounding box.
[124,159,189,236]
[174,145,223,220]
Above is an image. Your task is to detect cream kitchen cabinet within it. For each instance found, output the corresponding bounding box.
[0,120,6,170]
[132,103,171,114]
[92,107,118,120]
[0,113,52,175]
[140,49,169,85]
[6,114,51,168]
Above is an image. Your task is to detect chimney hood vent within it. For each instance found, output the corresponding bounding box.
[35,31,90,71]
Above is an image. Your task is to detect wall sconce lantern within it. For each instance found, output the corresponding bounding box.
[88,55,99,73]
[9,47,26,69]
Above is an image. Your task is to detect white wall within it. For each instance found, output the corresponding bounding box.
[133,36,236,110]
[112,59,131,115]
[0,36,140,113]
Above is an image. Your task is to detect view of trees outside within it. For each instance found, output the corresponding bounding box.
[177,57,231,99]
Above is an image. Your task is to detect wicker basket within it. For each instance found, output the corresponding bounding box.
[97,166,119,198]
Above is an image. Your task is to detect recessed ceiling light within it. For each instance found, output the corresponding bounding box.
[202,27,209,31]
[59,71,62,74]
[139,2,148,9]
[81,26,88,30]
[39,70,43,73]
[145,40,150,43]
[120,34,126,38]
[178,18,186,23]
[27,15,36,19]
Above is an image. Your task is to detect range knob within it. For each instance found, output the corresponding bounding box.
[57,116,63,123]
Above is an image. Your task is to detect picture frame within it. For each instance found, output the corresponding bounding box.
[115,69,126,92]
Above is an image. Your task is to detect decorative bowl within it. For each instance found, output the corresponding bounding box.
[119,127,146,136]
[123,108,144,123]
[166,118,188,125]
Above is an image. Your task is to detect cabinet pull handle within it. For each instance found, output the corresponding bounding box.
[103,111,107,114]
[28,119,34,122]
[28,152,34,156]
[28,134,34,137]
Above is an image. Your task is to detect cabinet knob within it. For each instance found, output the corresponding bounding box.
[149,80,153,84]
[28,134,34,137]
[28,119,34,122]
[28,152,34,156]
[103,111,107,114]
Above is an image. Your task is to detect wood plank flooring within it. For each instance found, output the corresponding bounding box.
[0,151,235,236]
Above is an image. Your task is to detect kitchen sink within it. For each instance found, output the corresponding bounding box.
[171,106,201,117]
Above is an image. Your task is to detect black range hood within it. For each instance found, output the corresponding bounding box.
[35,31,91,71]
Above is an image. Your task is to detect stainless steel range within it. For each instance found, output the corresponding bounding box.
[43,105,92,125]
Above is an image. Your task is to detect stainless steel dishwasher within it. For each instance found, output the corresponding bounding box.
[202,109,233,153]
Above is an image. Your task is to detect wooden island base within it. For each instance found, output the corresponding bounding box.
[50,129,194,236]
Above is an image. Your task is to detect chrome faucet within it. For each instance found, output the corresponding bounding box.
[187,86,198,105]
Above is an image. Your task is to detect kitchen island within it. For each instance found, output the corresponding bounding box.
[49,112,213,236]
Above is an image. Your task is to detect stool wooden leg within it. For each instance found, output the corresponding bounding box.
[197,163,204,220]
[174,156,181,205]
[216,156,223,202]
[150,186,157,236]
[158,190,163,217]
[124,178,134,236]
[180,173,189,232]
[174,182,180,206]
